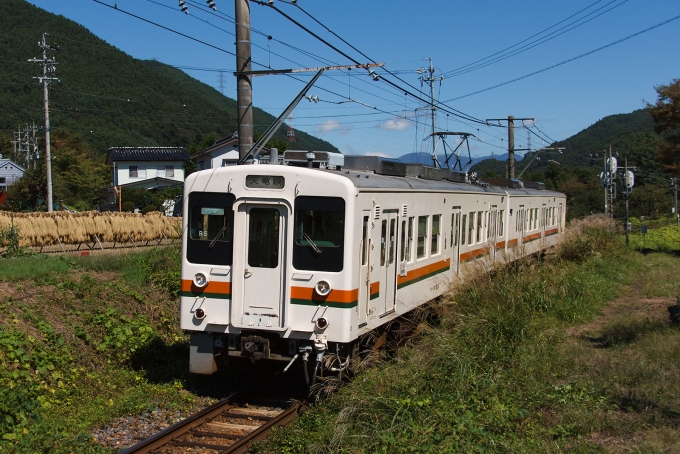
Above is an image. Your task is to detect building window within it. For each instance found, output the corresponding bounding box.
[166,166,174,178]
[129,166,138,178]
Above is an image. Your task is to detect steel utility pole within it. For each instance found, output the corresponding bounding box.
[235,0,253,161]
[486,116,534,179]
[28,33,59,212]
[418,58,444,166]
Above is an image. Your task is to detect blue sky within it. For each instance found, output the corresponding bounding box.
[26,0,680,159]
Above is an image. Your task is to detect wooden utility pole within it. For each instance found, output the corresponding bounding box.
[235,0,253,161]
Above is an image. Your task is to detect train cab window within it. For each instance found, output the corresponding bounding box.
[187,192,235,266]
[461,214,467,245]
[476,211,483,243]
[248,208,279,268]
[468,212,475,245]
[431,214,441,255]
[417,215,428,259]
[293,196,345,272]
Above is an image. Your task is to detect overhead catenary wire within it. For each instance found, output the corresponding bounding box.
[443,12,680,102]
[443,0,629,77]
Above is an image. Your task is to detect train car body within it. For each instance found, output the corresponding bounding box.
[180,156,566,375]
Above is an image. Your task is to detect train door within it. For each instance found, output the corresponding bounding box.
[558,203,564,232]
[231,203,286,329]
[451,208,461,275]
[379,210,399,316]
[357,211,371,327]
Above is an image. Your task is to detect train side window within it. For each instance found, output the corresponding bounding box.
[461,214,467,245]
[417,215,428,259]
[389,219,396,264]
[468,212,475,244]
[431,214,441,255]
[407,216,414,262]
[476,211,483,243]
[380,220,387,266]
[361,216,369,266]
[498,210,504,237]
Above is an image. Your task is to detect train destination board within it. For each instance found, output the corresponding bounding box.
[246,175,285,189]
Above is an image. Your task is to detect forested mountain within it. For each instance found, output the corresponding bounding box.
[471,108,670,220]
[472,109,655,178]
[0,0,337,160]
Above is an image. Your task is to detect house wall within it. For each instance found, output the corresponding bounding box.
[114,161,185,186]
[0,161,25,191]
[195,143,239,170]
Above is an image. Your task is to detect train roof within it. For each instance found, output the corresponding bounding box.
[323,168,564,197]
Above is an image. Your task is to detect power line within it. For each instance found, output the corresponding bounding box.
[443,0,629,77]
[443,12,680,102]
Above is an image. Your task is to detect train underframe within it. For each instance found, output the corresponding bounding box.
[189,331,355,386]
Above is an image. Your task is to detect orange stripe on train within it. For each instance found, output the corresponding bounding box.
[290,286,359,304]
[181,279,231,294]
[397,258,450,285]
[459,247,489,262]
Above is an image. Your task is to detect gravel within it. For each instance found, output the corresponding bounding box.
[91,397,217,451]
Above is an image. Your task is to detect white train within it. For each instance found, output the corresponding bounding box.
[180,153,566,381]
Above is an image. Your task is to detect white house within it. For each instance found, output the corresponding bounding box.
[0,157,25,205]
[191,132,269,169]
[0,157,25,189]
[101,147,189,210]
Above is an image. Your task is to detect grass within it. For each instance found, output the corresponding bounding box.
[255,217,680,453]
[0,246,210,453]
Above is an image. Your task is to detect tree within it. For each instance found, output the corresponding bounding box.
[647,79,680,172]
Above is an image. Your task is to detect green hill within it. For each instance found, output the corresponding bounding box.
[0,0,337,158]
[472,109,657,177]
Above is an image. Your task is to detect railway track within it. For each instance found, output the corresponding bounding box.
[121,392,302,454]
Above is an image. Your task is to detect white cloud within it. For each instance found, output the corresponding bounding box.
[362,151,391,158]
[378,118,411,131]
[314,120,352,136]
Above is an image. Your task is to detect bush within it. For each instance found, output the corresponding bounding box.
[559,215,619,262]
[141,205,158,215]
[121,201,135,212]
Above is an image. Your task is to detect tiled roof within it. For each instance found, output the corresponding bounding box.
[106,147,189,164]
[190,132,238,159]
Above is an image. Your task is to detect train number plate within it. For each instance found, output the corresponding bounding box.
[246,175,285,189]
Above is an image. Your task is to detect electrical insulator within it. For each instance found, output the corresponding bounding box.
[179,0,188,14]
[207,0,217,10]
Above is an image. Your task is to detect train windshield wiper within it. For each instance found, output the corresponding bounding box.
[303,232,322,254]
[208,225,227,249]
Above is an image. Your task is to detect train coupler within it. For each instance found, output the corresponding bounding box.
[240,335,270,362]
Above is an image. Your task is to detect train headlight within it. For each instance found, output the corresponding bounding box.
[193,273,208,288]
[315,280,331,296]
[195,308,206,319]
[315,317,329,330]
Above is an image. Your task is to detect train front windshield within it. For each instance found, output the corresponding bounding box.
[293,196,345,272]
[186,192,235,266]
